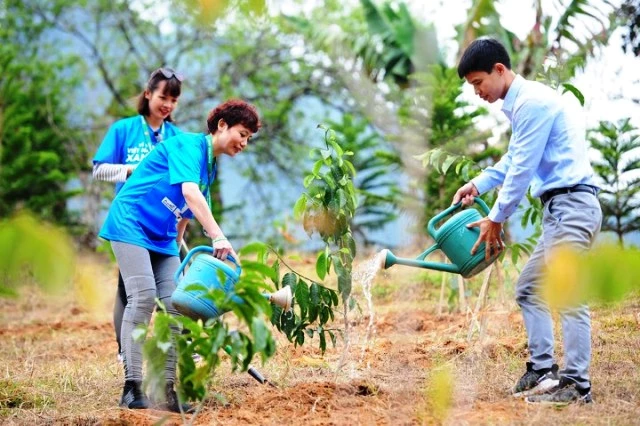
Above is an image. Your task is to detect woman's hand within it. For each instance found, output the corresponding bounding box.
[212,236,238,262]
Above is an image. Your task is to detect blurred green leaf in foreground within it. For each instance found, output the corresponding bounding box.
[0,212,75,298]
[542,244,640,309]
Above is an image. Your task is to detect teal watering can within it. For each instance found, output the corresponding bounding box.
[381,198,500,278]
[171,246,292,322]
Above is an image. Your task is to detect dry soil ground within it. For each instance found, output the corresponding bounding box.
[1,251,639,425]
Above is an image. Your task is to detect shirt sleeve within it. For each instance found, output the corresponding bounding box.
[92,163,130,182]
[486,101,555,223]
[472,150,513,195]
[167,138,204,185]
[93,122,123,165]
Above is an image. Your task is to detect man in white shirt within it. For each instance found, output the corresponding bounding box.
[453,37,602,405]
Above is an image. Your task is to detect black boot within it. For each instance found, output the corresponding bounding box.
[120,380,149,409]
[161,382,193,413]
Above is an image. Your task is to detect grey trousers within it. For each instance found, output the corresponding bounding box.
[515,191,602,390]
[111,241,181,382]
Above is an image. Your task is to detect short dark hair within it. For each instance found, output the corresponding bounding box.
[206,99,261,134]
[457,37,511,79]
[136,69,183,122]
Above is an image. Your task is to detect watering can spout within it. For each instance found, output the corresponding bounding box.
[378,198,500,278]
[379,249,395,270]
[379,248,460,274]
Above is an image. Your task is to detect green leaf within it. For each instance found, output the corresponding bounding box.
[441,155,457,174]
[561,83,585,106]
[295,280,310,319]
[336,188,347,208]
[312,159,324,175]
[271,260,280,287]
[348,296,356,311]
[281,311,297,338]
[461,163,471,181]
[270,304,283,329]
[293,195,307,219]
[303,174,315,188]
[319,328,327,353]
[429,148,443,168]
[238,241,267,256]
[308,283,320,323]
[328,330,337,348]
[329,139,344,156]
[330,290,339,306]
[316,250,327,280]
[282,272,297,291]
[131,327,146,342]
[251,316,270,353]
[320,306,329,324]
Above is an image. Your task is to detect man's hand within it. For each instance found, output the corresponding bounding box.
[466,217,504,261]
[452,182,479,206]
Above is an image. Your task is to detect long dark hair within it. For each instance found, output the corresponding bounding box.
[136,68,182,122]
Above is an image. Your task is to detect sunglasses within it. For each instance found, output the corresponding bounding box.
[149,67,184,82]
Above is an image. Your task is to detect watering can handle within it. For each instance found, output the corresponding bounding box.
[173,245,241,283]
[427,197,491,238]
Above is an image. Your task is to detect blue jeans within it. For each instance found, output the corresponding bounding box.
[515,191,602,390]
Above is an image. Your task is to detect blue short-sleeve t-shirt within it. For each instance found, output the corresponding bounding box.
[99,132,214,255]
[93,116,182,193]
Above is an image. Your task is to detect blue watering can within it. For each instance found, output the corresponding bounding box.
[381,197,501,278]
[171,246,292,321]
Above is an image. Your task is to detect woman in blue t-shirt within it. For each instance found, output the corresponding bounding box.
[99,99,260,412]
[92,68,183,366]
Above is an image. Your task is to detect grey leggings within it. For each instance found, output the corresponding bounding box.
[111,241,181,382]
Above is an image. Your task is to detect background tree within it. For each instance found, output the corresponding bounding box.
[589,118,640,246]
[3,0,632,250]
[0,1,84,226]
[401,64,502,226]
[23,0,375,244]
[621,0,640,56]
[458,0,620,80]
[326,114,402,246]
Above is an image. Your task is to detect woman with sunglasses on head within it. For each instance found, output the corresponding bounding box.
[92,67,183,365]
[99,99,261,412]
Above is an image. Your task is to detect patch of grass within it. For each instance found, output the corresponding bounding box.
[599,314,639,331]
[0,379,54,411]
[371,280,399,302]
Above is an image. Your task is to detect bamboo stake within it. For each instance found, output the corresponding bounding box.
[437,270,447,316]
[467,264,494,342]
[457,275,467,313]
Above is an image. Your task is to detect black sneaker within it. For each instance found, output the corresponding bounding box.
[155,382,194,413]
[120,380,150,409]
[526,377,593,405]
[512,362,560,397]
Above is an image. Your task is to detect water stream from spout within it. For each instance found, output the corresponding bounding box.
[352,250,385,368]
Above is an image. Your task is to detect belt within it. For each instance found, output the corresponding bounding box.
[540,184,597,205]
